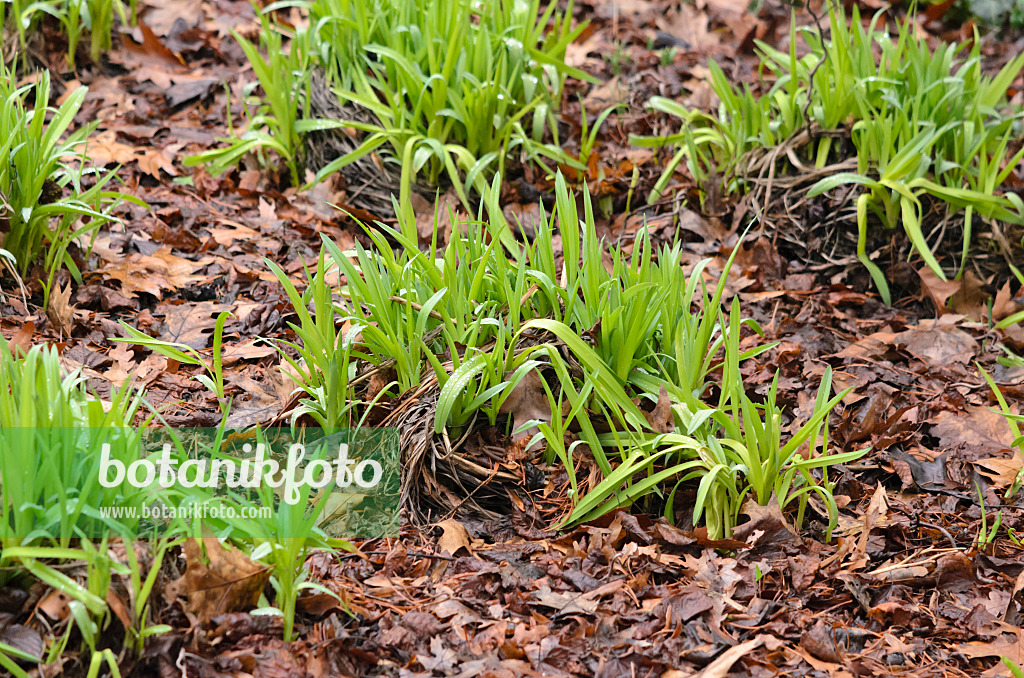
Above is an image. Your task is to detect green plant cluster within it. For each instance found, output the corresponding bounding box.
[185,21,313,186]
[633,5,1024,304]
[188,0,592,215]
[0,332,358,668]
[0,64,129,305]
[0,162,866,668]
[1,0,136,67]
[0,336,165,676]
[262,174,866,540]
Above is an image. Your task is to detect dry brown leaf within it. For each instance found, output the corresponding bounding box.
[155,301,232,349]
[499,369,566,449]
[644,386,675,433]
[733,499,798,551]
[993,280,1024,323]
[932,406,1016,456]
[0,619,43,662]
[893,322,978,367]
[383,541,407,576]
[833,331,897,360]
[415,189,462,244]
[105,588,134,632]
[582,75,629,107]
[825,483,889,571]
[225,372,288,428]
[101,247,213,299]
[436,518,472,556]
[136,146,178,178]
[858,483,889,554]
[209,219,261,246]
[37,589,71,621]
[917,266,961,312]
[171,536,271,625]
[87,130,139,166]
[949,271,990,321]
[696,635,776,678]
[1006,570,1024,626]
[46,283,74,338]
[142,0,204,35]
[9,320,34,356]
[220,339,277,366]
[975,456,1024,489]
[801,620,843,664]
[658,3,717,51]
[531,587,601,616]
[960,626,1024,665]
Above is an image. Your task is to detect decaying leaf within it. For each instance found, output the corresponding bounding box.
[976,455,1024,489]
[499,369,567,449]
[168,536,271,625]
[0,616,43,662]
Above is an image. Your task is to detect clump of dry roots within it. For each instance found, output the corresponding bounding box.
[359,331,575,525]
[305,70,416,221]
[380,379,529,524]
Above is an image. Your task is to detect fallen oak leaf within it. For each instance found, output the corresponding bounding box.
[530,587,600,616]
[892,322,979,367]
[8,320,34,356]
[993,280,1024,323]
[1006,570,1024,626]
[643,386,675,433]
[220,339,277,366]
[136,146,179,178]
[0,617,43,663]
[949,270,991,320]
[100,247,214,299]
[86,130,139,166]
[168,536,271,626]
[823,482,889,570]
[155,301,232,349]
[208,219,260,246]
[36,589,71,622]
[932,406,1017,457]
[960,625,1024,665]
[224,372,287,428]
[917,266,961,313]
[436,518,472,556]
[976,455,1024,490]
[801,619,843,664]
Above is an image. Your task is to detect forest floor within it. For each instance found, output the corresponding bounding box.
[3,0,1024,676]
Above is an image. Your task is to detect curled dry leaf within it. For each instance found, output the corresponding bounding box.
[644,386,675,434]
[499,369,567,450]
[46,283,74,338]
